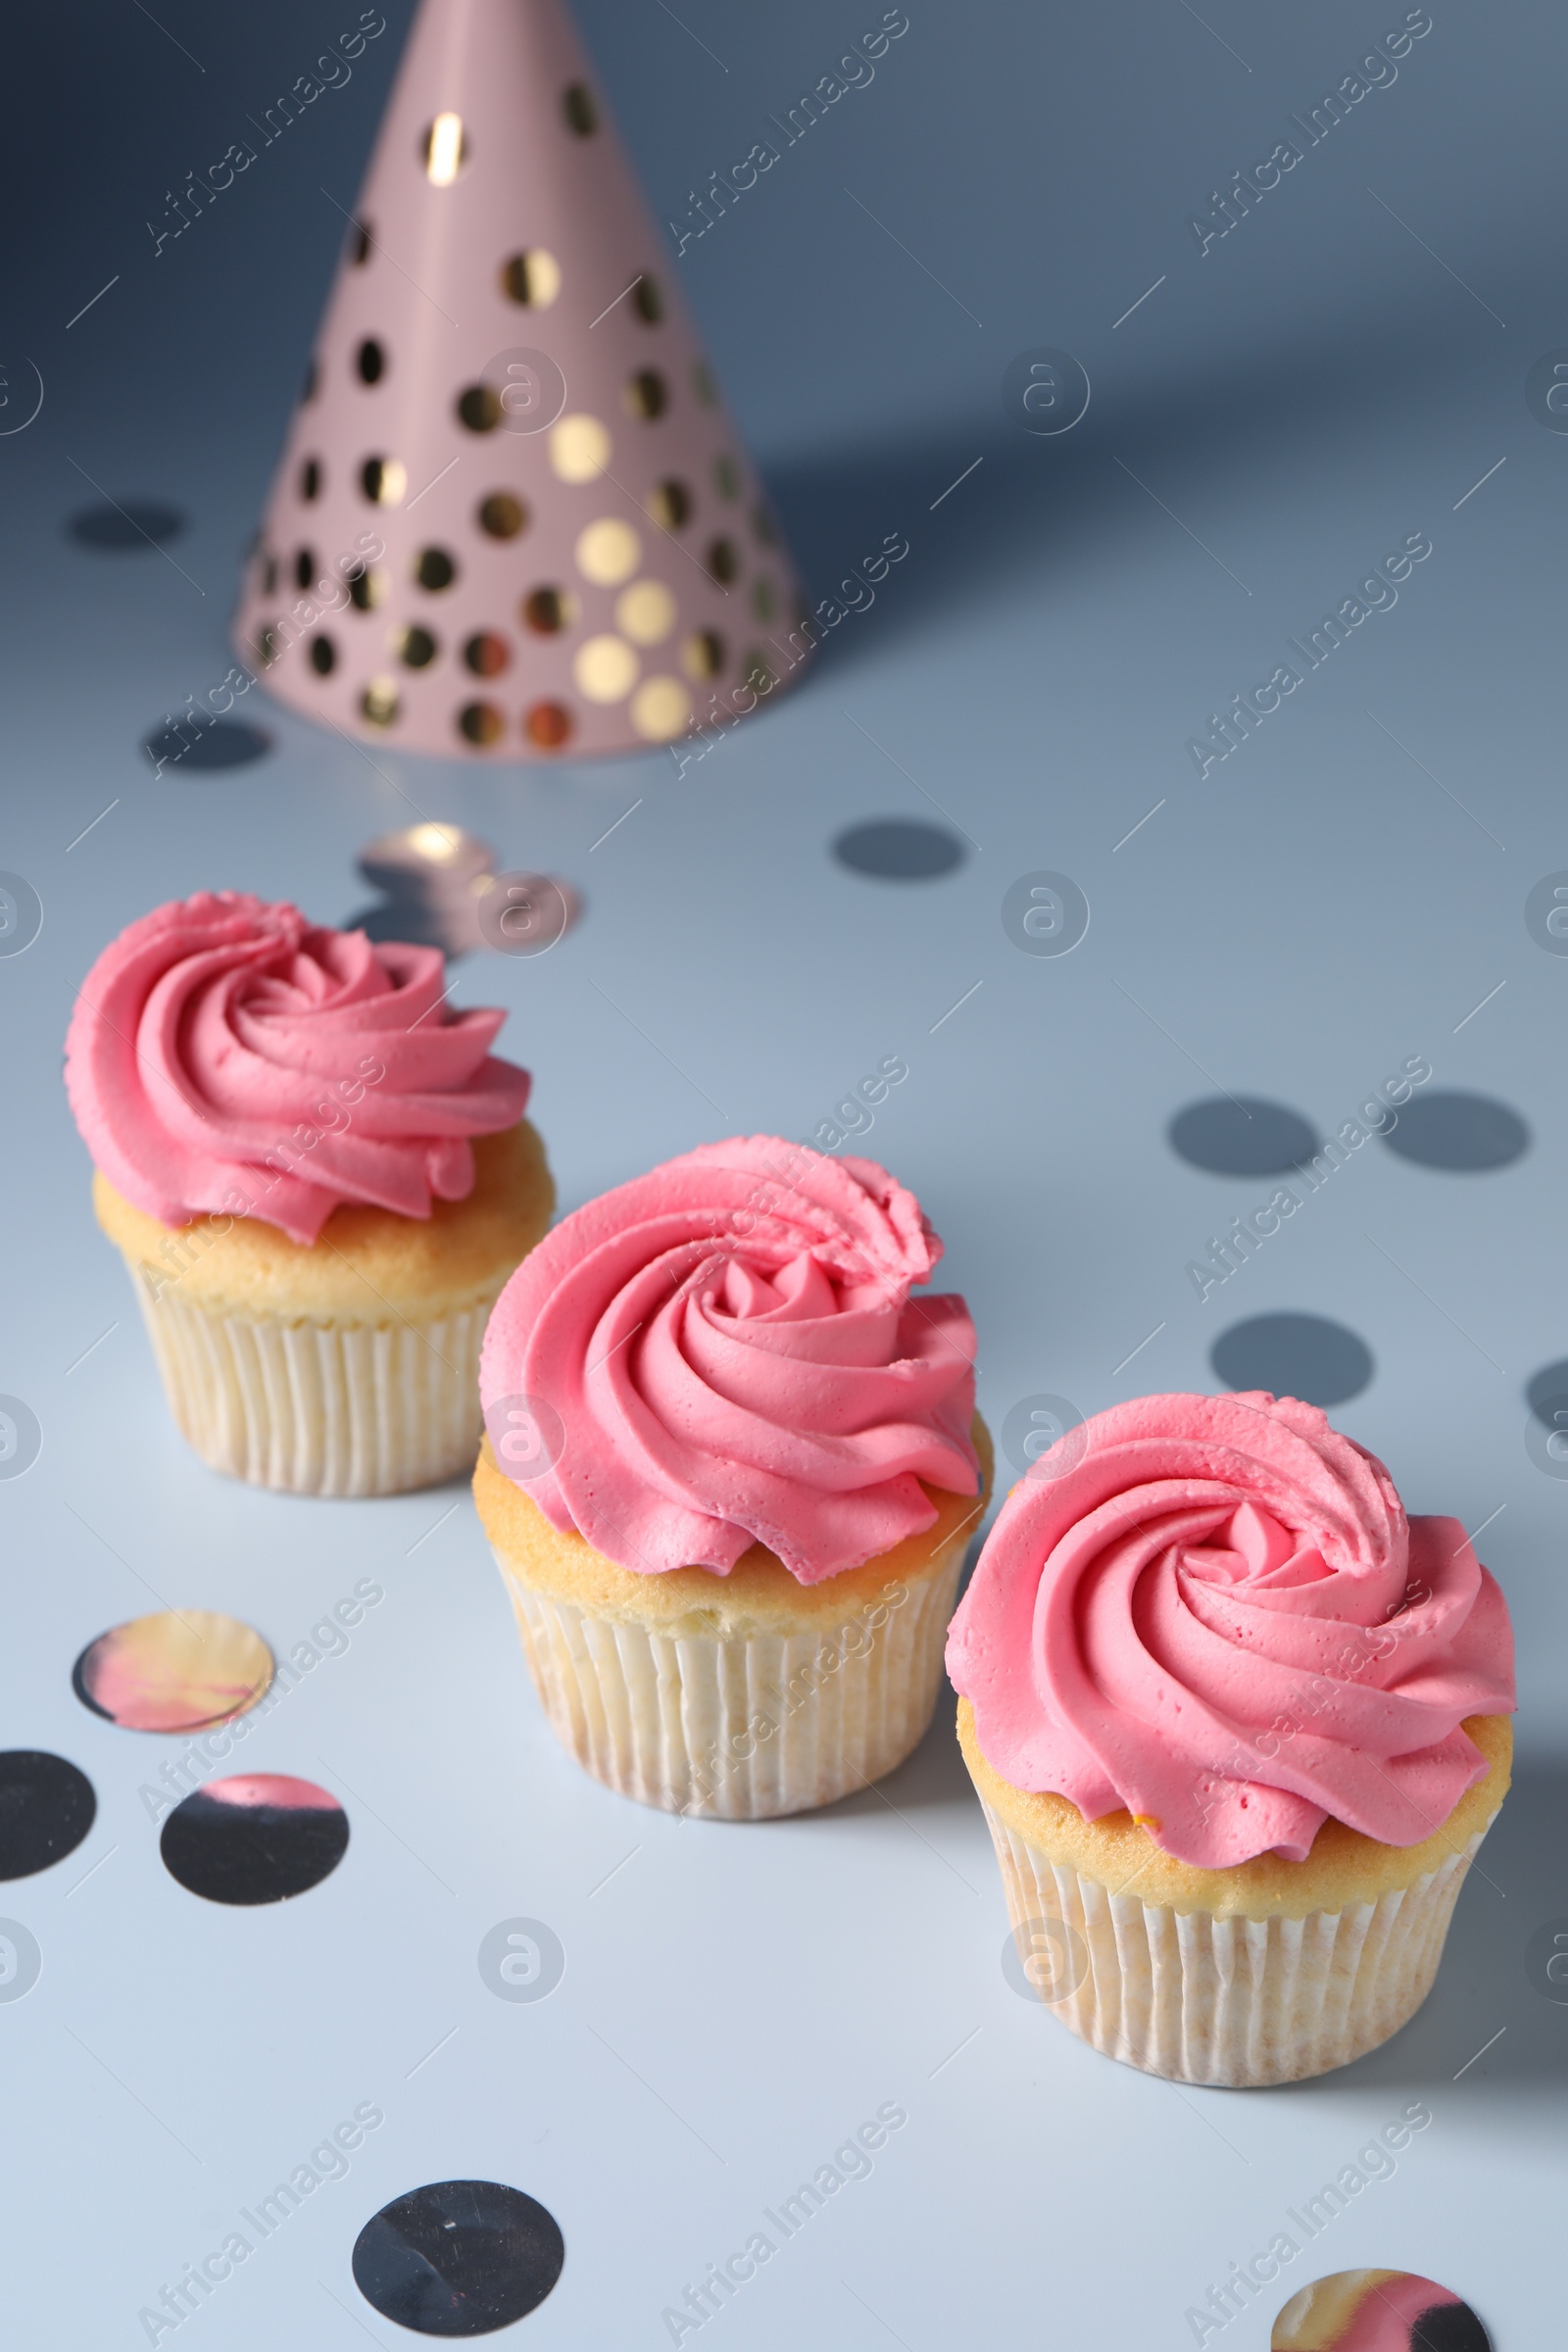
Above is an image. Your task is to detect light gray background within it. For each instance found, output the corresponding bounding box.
[1,0,1562,2343]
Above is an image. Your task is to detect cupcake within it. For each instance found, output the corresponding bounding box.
[947,1392,1514,2086]
[66,891,552,1496]
[475,1137,990,1817]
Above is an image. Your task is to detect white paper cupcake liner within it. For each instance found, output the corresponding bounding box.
[492,1545,966,1818]
[128,1269,499,1496]
[982,1799,1494,2086]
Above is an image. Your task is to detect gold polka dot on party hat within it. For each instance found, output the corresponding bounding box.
[464,631,511,677]
[422,112,468,184]
[522,586,575,634]
[500,248,562,307]
[478,492,527,539]
[645,478,691,531]
[361,455,406,505]
[630,675,690,741]
[573,635,639,703]
[615,579,675,645]
[458,700,504,745]
[575,518,641,585]
[550,416,611,483]
[681,628,724,680]
[525,699,573,749]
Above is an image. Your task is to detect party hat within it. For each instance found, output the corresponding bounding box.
[233,0,811,760]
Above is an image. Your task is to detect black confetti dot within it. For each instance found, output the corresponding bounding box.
[354,2180,564,2335]
[142,719,273,772]
[69,501,186,550]
[0,1751,96,1880]
[159,1776,348,1905]
[1527,1360,1568,1427]
[1168,1097,1318,1178]
[1211,1312,1372,1408]
[834,819,965,881]
[1379,1090,1529,1171]
[1411,2299,1492,2351]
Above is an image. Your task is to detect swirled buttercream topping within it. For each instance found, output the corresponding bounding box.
[66,891,530,1243]
[947,1392,1513,1866]
[480,1137,979,1583]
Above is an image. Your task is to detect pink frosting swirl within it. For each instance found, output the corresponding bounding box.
[479,1137,979,1583]
[65,892,531,1244]
[947,1392,1514,1867]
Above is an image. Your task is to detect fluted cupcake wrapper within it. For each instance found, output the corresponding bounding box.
[981,1799,1495,2087]
[122,1256,501,1496]
[491,1544,967,1819]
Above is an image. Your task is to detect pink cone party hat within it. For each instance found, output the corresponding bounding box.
[234,0,811,760]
